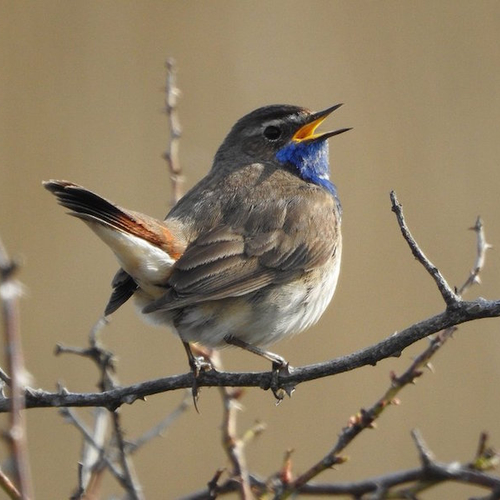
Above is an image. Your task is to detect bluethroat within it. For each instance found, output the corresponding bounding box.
[44,104,349,399]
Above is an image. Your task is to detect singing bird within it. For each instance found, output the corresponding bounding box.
[44,104,349,398]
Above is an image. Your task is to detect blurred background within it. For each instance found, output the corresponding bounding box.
[1,2,500,498]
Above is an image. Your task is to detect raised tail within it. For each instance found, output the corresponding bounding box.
[44,180,164,244]
[44,180,186,304]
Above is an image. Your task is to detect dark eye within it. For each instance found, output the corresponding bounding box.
[263,125,282,141]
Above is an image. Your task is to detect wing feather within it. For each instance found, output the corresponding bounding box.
[144,185,339,314]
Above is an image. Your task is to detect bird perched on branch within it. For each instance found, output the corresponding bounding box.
[44,103,349,401]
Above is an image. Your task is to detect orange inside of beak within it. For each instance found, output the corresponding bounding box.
[292,115,328,142]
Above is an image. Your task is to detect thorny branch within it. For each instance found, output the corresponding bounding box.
[59,320,192,499]
[214,350,253,499]
[0,195,499,497]
[0,237,34,500]
[3,291,499,413]
[390,191,461,306]
[182,439,500,499]
[110,410,143,500]
[51,61,191,500]
[3,200,497,413]
[181,192,498,498]
[59,318,146,499]
[272,193,495,497]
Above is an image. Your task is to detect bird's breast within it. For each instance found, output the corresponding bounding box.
[167,237,342,348]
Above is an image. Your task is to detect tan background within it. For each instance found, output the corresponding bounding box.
[1,2,500,498]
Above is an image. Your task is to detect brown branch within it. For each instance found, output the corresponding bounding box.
[277,196,494,496]
[210,350,253,500]
[0,237,34,499]
[72,407,109,499]
[183,198,500,499]
[390,191,460,306]
[458,216,492,295]
[285,328,455,494]
[111,410,144,500]
[162,57,184,206]
[58,318,146,499]
[61,407,125,497]
[182,461,500,500]
[0,467,21,500]
[13,212,491,412]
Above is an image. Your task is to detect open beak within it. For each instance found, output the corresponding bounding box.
[292,103,351,143]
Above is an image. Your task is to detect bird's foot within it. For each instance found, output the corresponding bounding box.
[271,360,295,404]
[223,335,296,403]
[183,342,214,412]
[189,354,214,378]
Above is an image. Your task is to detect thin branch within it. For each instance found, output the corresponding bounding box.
[458,216,492,295]
[2,294,497,413]
[75,406,108,498]
[162,57,184,206]
[210,350,252,500]
[0,236,34,499]
[0,467,21,500]
[58,316,146,499]
[126,392,191,454]
[274,202,494,496]
[182,462,500,500]
[0,366,11,385]
[219,387,252,499]
[60,407,124,485]
[390,191,460,307]
[111,410,144,500]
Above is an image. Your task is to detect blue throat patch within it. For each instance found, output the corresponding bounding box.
[276,140,341,213]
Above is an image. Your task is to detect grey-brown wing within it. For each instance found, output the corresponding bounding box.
[143,190,339,313]
[105,268,139,316]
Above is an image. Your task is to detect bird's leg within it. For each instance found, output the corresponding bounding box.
[182,341,213,410]
[223,335,295,401]
[223,334,286,366]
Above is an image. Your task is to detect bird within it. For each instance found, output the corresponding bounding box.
[44,103,349,400]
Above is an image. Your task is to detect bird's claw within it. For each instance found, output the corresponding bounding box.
[270,361,295,403]
[190,355,213,377]
[188,355,214,412]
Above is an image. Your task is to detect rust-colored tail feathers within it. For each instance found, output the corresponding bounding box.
[43,180,185,314]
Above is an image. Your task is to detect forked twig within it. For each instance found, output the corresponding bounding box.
[277,193,494,497]
[390,191,460,306]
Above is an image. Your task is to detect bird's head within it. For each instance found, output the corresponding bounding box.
[215,104,350,197]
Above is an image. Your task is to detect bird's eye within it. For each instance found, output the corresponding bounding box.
[263,125,282,141]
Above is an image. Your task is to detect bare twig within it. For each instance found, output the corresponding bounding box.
[75,406,108,498]
[61,407,124,485]
[411,429,436,468]
[183,462,500,499]
[111,410,144,500]
[458,216,492,295]
[211,350,252,500]
[390,191,460,306]
[58,317,146,498]
[0,366,11,385]
[0,467,21,500]
[163,57,184,206]
[219,387,252,499]
[2,292,497,414]
[126,392,191,454]
[0,236,34,499]
[275,197,495,497]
